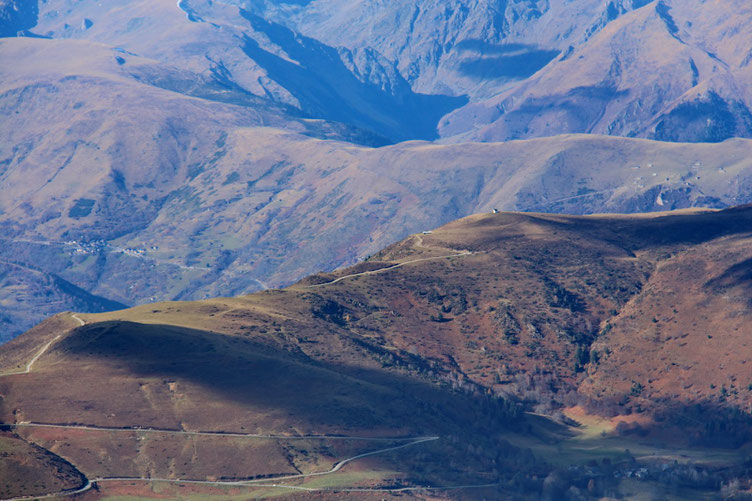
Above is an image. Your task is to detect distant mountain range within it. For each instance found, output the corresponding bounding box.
[438,0,752,143]
[11,0,463,143]
[9,0,752,144]
[3,0,752,339]
[3,38,752,338]
[272,0,752,143]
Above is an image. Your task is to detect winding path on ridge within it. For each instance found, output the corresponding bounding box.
[2,265,498,498]
[307,236,473,288]
[0,313,84,377]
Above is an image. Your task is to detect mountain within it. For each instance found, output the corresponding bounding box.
[0,259,126,344]
[259,0,752,144]
[0,0,38,37]
[439,0,752,143]
[13,0,752,145]
[5,0,752,341]
[11,0,463,142]
[3,206,752,498]
[0,35,382,336]
[5,39,752,339]
[275,0,651,100]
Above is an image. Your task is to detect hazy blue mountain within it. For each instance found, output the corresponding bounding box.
[256,0,752,144]
[272,0,653,100]
[16,0,463,142]
[0,259,126,342]
[6,0,752,144]
[439,0,752,144]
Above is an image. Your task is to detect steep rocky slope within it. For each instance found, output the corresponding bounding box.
[278,0,650,100]
[16,0,463,142]
[256,0,752,144]
[440,0,752,143]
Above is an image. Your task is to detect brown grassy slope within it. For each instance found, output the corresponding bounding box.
[1,320,443,433]
[581,206,752,410]
[0,431,86,499]
[14,425,385,483]
[0,314,81,374]
[0,310,521,488]
[73,209,655,404]
[10,208,750,408]
[10,206,752,419]
[3,206,752,495]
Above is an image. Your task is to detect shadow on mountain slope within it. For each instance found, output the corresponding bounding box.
[456,42,560,80]
[239,11,467,142]
[33,320,521,437]
[0,0,38,37]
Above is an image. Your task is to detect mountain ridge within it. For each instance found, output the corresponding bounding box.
[439,0,752,143]
[4,205,752,498]
[3,38,752,338]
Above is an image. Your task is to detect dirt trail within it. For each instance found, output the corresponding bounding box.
[10,422,426,442]
[307,249,472,288]
[0,314,85,377]
[0,435,445,500]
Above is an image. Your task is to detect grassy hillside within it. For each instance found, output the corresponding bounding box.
[0,431,86,499]
[3,206,752,498]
